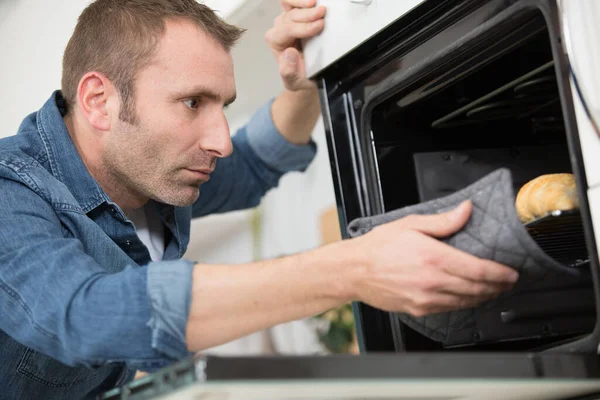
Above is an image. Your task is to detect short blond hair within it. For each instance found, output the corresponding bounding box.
[61,0,245,123]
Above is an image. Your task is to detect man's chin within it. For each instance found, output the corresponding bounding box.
[156,186,201,207]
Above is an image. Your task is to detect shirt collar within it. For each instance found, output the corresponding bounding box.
[35,91,109,213]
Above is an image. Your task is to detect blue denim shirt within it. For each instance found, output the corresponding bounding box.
[0,91,316,399]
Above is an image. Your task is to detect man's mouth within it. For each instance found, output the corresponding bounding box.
[184,168,213,180]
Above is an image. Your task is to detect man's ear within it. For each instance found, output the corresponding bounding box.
[76,72,116,132]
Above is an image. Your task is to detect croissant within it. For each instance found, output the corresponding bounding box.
[515,173,579,224]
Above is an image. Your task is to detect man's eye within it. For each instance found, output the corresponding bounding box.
[184,99,199,110]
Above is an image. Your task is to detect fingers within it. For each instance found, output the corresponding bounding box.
[374,274,510,317]
[395,200,473,238]
[415,233,519,284]
[437,244,519,284]
[266,18,324,51]
[280,0,318,12]
[397,269,511,316]
[286,6,326,23]
[284,18,325,40]
[431,273,512,298]
[403,292,492,317]
[266,6,326,51]
[393,202,518,284]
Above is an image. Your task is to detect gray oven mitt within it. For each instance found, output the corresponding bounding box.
[347,168,583,343]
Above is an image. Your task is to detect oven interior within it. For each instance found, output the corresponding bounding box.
[366,9,596,352]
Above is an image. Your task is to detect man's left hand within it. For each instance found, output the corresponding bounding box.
[265,0,326,91]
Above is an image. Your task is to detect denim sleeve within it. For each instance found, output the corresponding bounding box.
[146,260,195,367]
[192,99,317,218]
[0,178,192,372]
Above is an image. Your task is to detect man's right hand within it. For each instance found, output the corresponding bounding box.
[343,200,519,317]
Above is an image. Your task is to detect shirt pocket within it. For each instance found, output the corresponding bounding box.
[17,347,99,388]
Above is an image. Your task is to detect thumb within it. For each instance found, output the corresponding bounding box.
[397,200,473,238]
[278,48,315,91]
[279,48,301,89]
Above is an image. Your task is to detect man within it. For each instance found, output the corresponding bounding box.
[0,0,518,398]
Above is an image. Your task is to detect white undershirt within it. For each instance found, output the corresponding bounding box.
[128,206,165,262]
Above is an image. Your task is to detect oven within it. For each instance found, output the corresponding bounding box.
[306,0,600,355]
[99,2,600,397]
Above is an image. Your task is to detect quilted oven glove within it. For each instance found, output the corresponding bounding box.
[347,168,586,344]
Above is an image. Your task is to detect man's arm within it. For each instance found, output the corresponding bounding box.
[266,0,326,145]
[184,201,519,351]
[0,174,517,365]
[185,242,352,350]
[271,88,321,145]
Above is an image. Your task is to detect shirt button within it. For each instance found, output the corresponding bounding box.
[125,240,132,247]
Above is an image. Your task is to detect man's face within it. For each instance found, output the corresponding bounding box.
[104,19,236,207]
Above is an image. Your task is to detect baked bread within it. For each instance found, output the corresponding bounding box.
[515,173,579,223]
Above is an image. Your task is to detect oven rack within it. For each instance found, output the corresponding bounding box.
[431,61,562,129]
[525,209,589,268]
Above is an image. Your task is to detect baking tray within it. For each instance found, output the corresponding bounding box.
[525,209,589,268]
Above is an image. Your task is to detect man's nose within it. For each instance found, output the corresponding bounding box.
[200,108,233,158]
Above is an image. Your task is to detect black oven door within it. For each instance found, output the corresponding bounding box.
[315,0,600,354]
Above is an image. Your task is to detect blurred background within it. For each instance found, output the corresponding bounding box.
[0,0,357,357]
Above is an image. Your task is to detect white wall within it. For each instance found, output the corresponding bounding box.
[0,0,89,138]
[0,0,337,356]
[0,0,245,138]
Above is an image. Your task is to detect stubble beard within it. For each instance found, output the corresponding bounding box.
[107,114,212,208]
